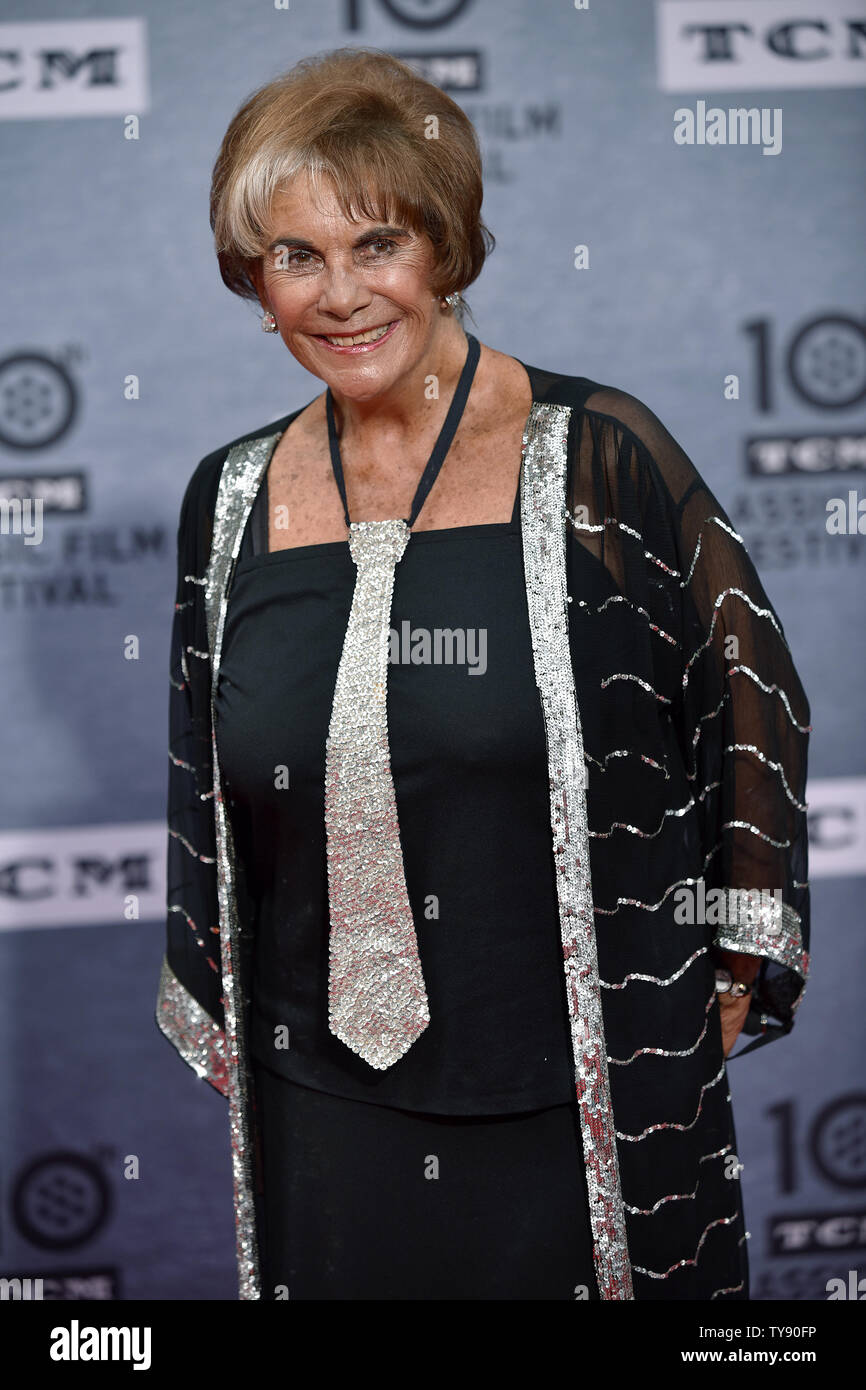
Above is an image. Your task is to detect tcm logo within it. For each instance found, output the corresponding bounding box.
[770,1210,866,1256]
[0,19,149,120]
[657,0,866,92]
[747,433,866,476]
[0,821,166,930]
[805,778,866,878]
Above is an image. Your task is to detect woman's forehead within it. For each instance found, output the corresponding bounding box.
[269,170,405,230]
[266,176,417,239]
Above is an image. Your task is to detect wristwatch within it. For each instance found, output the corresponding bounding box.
[715,968,752,999]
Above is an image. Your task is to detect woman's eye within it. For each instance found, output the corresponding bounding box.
[271,247,316,270]
[361,237,397,257]
[271,239,396,271]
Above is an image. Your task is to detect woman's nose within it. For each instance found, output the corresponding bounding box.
[317,263,370,319]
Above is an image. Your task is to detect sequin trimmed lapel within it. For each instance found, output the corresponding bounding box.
[204,430,281,1301]
[519,401,633,1300]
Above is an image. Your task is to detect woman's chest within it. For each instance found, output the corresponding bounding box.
[214,534,548,802]
[265,401,528,552]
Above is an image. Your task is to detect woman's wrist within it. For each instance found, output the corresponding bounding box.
[713,947,761,986]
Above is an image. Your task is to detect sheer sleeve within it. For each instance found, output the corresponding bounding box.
[573,386,811,1056]
[155,460,228,1094]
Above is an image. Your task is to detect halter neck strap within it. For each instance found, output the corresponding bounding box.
[325,332,481,530]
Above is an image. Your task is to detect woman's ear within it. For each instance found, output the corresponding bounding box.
[248,258,265,309]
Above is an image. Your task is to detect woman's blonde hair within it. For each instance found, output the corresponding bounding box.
[210,47,494,306]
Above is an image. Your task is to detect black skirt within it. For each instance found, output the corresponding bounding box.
[251,1058,599,1301]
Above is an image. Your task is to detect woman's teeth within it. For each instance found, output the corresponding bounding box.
[322,322,393,346]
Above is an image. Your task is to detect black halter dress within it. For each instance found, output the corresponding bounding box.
[213,338,610,1298]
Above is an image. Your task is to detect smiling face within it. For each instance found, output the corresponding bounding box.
[254,169,452,403]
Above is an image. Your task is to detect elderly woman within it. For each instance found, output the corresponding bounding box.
[156,47,810,1301]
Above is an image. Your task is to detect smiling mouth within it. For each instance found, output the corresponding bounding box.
[314,322,396,346]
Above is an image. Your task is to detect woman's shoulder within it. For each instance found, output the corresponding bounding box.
[524,359,683,460]
[522,360,703,509]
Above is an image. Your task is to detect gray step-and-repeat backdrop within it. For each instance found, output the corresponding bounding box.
[0,0,863,1301]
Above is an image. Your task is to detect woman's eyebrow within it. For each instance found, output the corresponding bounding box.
[266,225,411,252]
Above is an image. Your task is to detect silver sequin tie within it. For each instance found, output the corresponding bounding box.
[324,518,431,1069]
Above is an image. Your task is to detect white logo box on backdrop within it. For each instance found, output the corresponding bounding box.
[0,778,862,930]
[0,821,165,930]
[657,0,866,92]
[0,19,149,120]
[805,777,866,878]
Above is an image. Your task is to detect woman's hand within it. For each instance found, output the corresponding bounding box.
[719,993,752,1057]
[714,948,761,1056]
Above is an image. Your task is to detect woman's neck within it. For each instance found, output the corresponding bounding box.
[327,318,471,452]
